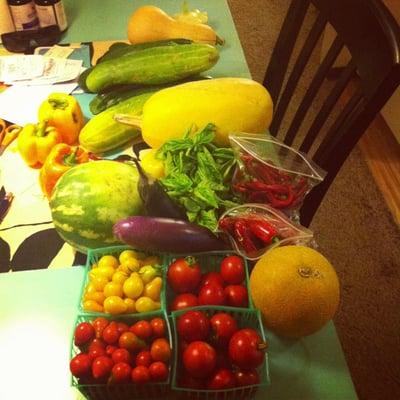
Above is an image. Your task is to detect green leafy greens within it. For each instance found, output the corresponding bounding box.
[156,124,239,231]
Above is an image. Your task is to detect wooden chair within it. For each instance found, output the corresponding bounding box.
[263,0,400,226]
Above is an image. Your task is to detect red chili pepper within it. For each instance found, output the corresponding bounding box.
[233,219,258,254]
[264,187,294,209]
[218,216,236,234]
[249,220,277,244]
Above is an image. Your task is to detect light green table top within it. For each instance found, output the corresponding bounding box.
[0,1,357,399]
[0,267,357,399]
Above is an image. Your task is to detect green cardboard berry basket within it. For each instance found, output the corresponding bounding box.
[70,310,173,400]
[163,250,254,313]
[170,305,270,400]
[78,245,167,318]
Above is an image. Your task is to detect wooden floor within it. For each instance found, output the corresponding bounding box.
[358,113,400,225]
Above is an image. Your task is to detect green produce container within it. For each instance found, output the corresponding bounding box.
[70,311,173,400]
[170,306,270,400]
[163,250,254,313]
[78,245,167,318]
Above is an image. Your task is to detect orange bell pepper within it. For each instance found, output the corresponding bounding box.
[38,93,85,145]
[39,143,90,198]
[17,121,62,168]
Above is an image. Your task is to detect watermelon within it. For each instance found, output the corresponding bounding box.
[50,160,143,252]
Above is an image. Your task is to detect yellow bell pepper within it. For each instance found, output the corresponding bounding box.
[38,93,84,145]
[17,121,62,168]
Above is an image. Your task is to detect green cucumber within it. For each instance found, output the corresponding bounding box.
[97,39,193,64]
[89,75,213,115]
[85,42,219,93]
[79,91,156,155]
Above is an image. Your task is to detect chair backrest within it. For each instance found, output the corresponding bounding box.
[263,0,400,226]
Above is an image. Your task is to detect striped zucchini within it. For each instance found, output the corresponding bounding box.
[79,90,157,155]
[85,42,219,93]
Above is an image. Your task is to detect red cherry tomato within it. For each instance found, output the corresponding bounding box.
[112,348,132,365]
[106,345,118,356]
[130,320,153,340]
[150,318,166,338]
[235,369,260,386]
[228,329,266,369]
[88,345,107,360]
[70,353,92,378]
[131,365,150,384]
[224,285,248,308]
[74,322,95,346]
[177,310,210,342]
[111,362,132,383]
[198,284,226,306]
[91,356,113,380]
[116,322,130,334]
[167,257,202,293]
[119,332,146,352]
[210,312,238,347]
[183,341,217,379]
[92,317,109,339]
[102,322,120,345]
[200,272,224,289]
[135,350,152,367]
[171,293,198,311]
[207,368,236,390]
[149,361,169,381]
[150,338,171,363]
[220,256,245,285]
[88,338,106,351]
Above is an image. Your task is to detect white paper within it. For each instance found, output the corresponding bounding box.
[0,55,45,82]
[0,82,78,126]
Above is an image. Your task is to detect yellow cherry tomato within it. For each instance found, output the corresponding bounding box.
[121,258,140,273]
[123,273,144,299]
[135,296,160,313]
[84,291,106,304]
[143,277,162,301]
[83,300,103,313]
[139,265,160,284]
[103,282,123,298]
[84,282,97,296]
[104,296,128,314]
[96,265,116,280]
[124,298,136,314]
[89,267,100,280]
[98,255,119,269]
[112,271,128,285]
[119,250,141,264]
[91,275,109,291]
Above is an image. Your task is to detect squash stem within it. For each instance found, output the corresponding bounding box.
[216,35,225,46]
[113,114,143,129]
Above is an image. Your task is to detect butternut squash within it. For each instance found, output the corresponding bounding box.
[114,78,274,148]
[127,5,223,45]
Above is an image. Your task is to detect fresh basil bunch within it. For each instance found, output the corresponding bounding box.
[157,123,239,231]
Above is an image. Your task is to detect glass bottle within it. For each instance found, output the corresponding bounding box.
[34,0,67,32]
[7,0,39,31]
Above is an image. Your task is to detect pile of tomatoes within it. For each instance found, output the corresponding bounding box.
[70,316,171,385]
[175,309,267,390]
[167,255,249,310]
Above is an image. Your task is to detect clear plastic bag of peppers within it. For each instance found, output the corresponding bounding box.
[229,133,326,219]
[218,203,314,260]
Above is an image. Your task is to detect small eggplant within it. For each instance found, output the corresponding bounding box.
[113,216,229,253]
[127,156,187,220]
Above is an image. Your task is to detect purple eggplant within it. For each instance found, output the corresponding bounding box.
[113,216,228,253]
